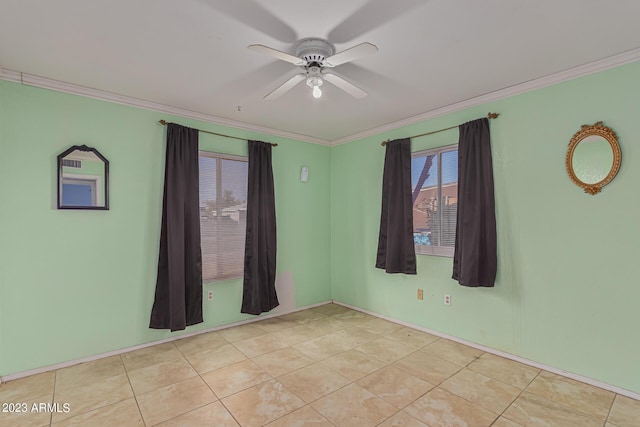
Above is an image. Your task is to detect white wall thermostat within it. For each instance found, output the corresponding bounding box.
[300,166,309,182]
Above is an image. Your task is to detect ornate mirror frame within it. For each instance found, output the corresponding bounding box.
[565,121,621,195]
[57,145,110,210]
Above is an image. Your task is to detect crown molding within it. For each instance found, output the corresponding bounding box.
[3,47,639,147]
[0,70,331,146]
[0,67,22,83]
[329,47,640,146]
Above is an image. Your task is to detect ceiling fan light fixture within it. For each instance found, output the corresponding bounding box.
[306,75,323,88]
[306,66,324,98]
[306,66,323,88]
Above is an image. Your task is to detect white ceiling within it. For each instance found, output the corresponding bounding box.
[1,0,639,143]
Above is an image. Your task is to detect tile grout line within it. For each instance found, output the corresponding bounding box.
[519,372,618,424]
[380,345,477,420]
[48,370,56,427]
[487,370,542,426]
[464,354,538,390]
[174,337,245,427]
[603,393,618,426]
[120,353,148,427]
[317,333,438,425]
[433,349,525,425]
[49,358,148,426]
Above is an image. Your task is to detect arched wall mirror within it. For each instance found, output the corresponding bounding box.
[566,122,621,195]
[57,145,109,209]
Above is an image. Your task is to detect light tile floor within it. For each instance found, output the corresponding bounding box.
[1,303,638,427]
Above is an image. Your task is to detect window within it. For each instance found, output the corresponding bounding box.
[199,152,248,282]
[411,145,458,257]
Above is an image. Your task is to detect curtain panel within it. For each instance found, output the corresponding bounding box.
[149,123,203,331]
[375,138,417,274]
[453,118,497,287]
[242,140,279,315]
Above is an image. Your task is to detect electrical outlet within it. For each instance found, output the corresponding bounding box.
[207,290,214,301]
[417,289,424,300]
[444,294,451,306]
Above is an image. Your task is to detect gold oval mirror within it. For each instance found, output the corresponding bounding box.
[566,122,621,195]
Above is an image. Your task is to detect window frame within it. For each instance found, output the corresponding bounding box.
[411,143,458,258]
[199,150,248,283]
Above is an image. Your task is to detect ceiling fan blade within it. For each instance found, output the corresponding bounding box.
[327,0,427,44]
[339,63,414,96]
[323,43,378,67]
[219,61,295,98]
[201,0,297,43]
[248,44,307,66]
[264,73,306,100]
[323,73,368,98]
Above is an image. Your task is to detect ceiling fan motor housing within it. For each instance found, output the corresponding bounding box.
[295,38,335,67]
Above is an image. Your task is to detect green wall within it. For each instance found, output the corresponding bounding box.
[330,60,640,394]
[0,80,332,376]
[0,80,6,376]
[1,60,639,395]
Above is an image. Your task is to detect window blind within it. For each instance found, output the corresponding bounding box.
[199,152,248,281]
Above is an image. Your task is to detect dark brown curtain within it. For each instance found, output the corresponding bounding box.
[242,140,279,315]
[150,123,203,331]
[453,118,497,287]
[375,138,417,274]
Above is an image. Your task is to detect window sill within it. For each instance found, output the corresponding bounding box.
[415,245,454,257]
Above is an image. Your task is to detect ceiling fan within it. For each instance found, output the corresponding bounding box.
[248,38,378,100]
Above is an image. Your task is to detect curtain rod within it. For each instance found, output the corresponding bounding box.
[380,112,499,146]
[158,120,278,147]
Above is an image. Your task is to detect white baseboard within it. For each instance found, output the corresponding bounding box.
[4,298,638,401]
[0,300,331,383]
[332,300,640,401]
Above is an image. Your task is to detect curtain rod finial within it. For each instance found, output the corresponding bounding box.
[159,119,168,125]
[487,112,499,119]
